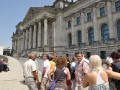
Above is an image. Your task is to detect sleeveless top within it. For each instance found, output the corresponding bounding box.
[54,67,67,89]
[89,70,110,90]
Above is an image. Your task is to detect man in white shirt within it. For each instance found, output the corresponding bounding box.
[41,54,50,90]
[23,52,39,90]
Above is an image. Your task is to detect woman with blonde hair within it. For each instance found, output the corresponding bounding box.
[47,56,71,90]
[82,55,109,90]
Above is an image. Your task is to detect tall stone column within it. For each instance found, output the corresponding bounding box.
[44,18,48,46]
[52,21,55,49]
[15,40,17,52]
[29,27,32,49]
[23,31,25,51]
[20,38,22,52]
[21,35,24,51]
[81,12,86,44]
[14,40,16,52]
[25,29,28,50]
[107,1,115,39]
[37,21,41,47]
[93,6,99,42]
[17,38,19,53]
[33,24,37,48]
[71,16,76,46]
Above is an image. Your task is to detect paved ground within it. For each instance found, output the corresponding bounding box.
[0,56,44,90]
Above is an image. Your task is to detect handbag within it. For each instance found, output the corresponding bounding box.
[49,67,65,90]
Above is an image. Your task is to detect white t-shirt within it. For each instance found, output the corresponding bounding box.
[43,59,50,78]
[23,59,37,78]
[71,62,76,69]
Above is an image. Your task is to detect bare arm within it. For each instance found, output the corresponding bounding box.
[66,68,71,80]
[33,71,39,82]
[42,67,46,77]
[47,66,55,80]
[106,70,120,80]
[82,74,89,88]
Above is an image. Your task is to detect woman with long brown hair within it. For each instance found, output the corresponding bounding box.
[47,56,71,90]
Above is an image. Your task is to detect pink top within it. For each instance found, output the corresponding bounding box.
[75,59,90,86]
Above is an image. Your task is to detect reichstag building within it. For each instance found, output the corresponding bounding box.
[12,0,120,59]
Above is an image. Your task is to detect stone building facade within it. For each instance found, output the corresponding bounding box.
[12,0,120,59]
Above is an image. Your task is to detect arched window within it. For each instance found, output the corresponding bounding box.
[68,33,72,47]
[88,27,94,45]
[101,24,109,43]
[117,20,120,40]
[77,31,82,47]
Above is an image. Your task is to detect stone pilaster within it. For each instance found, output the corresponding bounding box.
[29,27,32,49]
[20,38,22,52]
[17,38,19,53]
[52,21,55,50]
[23,31,25,50]
[107,1,115,40]
[93,6,99,42]
[44,18,48,46]
[71,17,76,47]
[37,21,41,47]
[25,29,28,50]
[81,12,86,44]
[14,40,16,52]
[33,24,37,48]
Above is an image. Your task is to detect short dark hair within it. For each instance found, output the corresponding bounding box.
[44,54,49,59]
[49,56,54,61]
[110,52,120,59]
[75,52,83,57]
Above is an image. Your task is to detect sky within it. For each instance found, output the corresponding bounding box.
[0,0,55,48]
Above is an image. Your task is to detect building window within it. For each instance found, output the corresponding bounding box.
[87,12,92,21]
[86,52,91,59]
[77,31,82,47]
[76,17,80,25]
[117,20,120,40]
[101,24,109,43]
[88,27,94,45]
[115,1,120,11]
[100,7,105,16]
[100,51,106,59]
[68,33,72,47]
[68,20,71,28]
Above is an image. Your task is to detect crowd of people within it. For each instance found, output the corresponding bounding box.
[23,50,120,90]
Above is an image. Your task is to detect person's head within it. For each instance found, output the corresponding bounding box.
[89,55,102,70]
[110,52,120,62]
[28,52,36,61]
[56,56,67,68]
[43,54,49,60]
[49,56,54,61]
[75,52,84,62]
[102,61,111,69]
[71,57,75,62]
